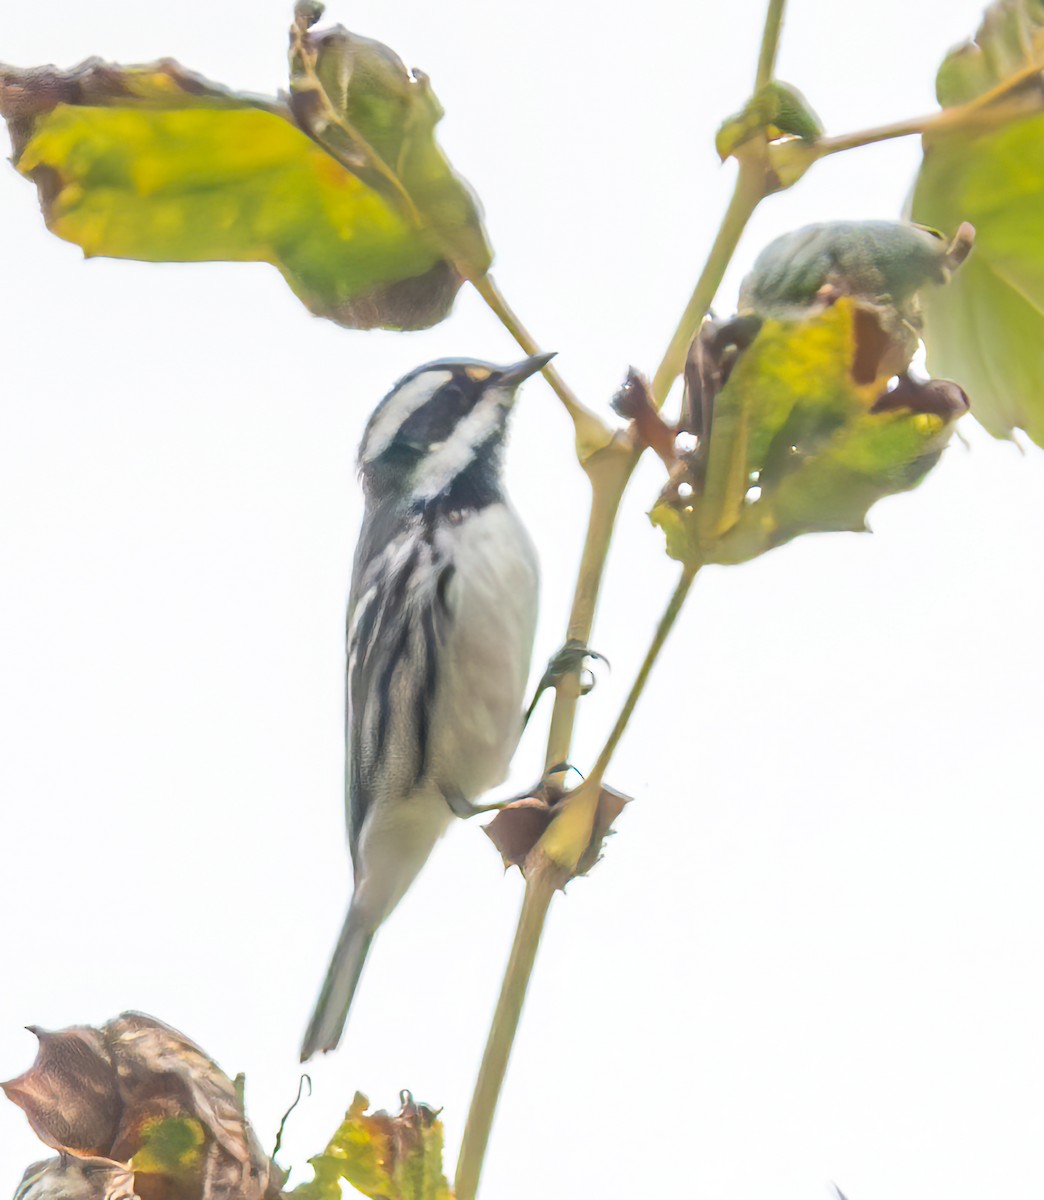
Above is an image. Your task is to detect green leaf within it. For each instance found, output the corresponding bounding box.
[0,9,491,331]
[934,0,1044,107]
[910,0,1044,443]
[292,1091,451,1200]
[738,220,957,321]
[132,1113,207,1180]
[288,4,491,281]
[651,302,966,567]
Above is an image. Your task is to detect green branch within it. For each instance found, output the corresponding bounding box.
[543,436,636,773]
[755,0,787,92]
[589,564,699,782]
[470,273,615,461]
[650,151,768,407]
[454,5,788,1196]
[814,56,1044,158]
[453,876,555,1200]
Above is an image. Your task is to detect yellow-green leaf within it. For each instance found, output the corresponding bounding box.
[292,1091,451,1200]
[132,1116,206,1187]
[652,303,966,567]
[910,0,1044,443]
[0,14,491,331]
[289,6,491,280]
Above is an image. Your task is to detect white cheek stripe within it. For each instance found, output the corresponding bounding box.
[413,391,506,501]
[360,370,453,464]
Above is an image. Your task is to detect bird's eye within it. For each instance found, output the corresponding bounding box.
[382,439,425,465]
[438,382,467,407]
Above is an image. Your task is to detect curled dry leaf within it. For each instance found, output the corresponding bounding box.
[3,1025,121,1156]
[484,779,631,883]
[611,369,678,468]
[14,1157,139,1200]
[3,1013,282,1200]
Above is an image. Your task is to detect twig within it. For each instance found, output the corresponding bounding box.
[454,5,787,1195]
[815,57,1043,157]
[650,151,768,407]
[755,0,787,92]
[272,1074,311,1163]
[469,273,614,458]
[538,564,699,875]
[453,877,555,1200]
[543,437,635,773]
[589,564,698,781]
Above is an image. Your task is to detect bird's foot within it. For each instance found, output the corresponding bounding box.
[448,765,583,821]
[522,640,609,729]
[445,792,509,819]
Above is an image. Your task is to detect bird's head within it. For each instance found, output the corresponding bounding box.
[358,353,553,508]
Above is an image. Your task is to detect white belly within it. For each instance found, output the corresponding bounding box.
[426,502,539,801]
[351,501,538,924]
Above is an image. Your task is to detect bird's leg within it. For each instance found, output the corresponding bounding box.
[521,639,609,730]
[446,764,582,821]
[445,792,509,819]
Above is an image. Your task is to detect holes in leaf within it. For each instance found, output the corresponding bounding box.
[851,305,892,384]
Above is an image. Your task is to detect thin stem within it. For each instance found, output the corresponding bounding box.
[815,111,941,156]
[536,563,700,876]
[454,876,556,1200]
[544,442,634,772]
[454,1,784,1190]
[814,104,1028,157]
[589,564,698,781]
[644,0,783,413]
[470,273,613,458]
[815,58,1044,158]
[650,154,767,406]
[755,0,787,91]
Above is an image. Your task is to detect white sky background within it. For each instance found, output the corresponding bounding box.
[1,0,1043,1196]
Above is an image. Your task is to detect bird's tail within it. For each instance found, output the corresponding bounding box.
[300,904,375,1061]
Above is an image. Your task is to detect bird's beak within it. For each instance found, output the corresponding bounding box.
[498,351,557,389]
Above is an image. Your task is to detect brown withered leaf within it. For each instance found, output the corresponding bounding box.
[574,784,630,878]
[484,786,557,869]
[13,1156,139,1200]
[871,374,969,419]
[611,369,677,467]
[484,780,630,882]
[3,1026,121,1155]
[3,1013,282,1200]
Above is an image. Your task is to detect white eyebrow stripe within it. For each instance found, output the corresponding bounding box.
[413,389,506,501]
[360,369,453,463]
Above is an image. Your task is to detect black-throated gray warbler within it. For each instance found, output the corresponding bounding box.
[300,353,551,1060]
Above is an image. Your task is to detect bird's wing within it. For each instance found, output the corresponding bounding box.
[344,515,452,867]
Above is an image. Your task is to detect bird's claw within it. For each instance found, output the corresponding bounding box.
[522,640,609,729]
[446,792,506,819]
[546,639,609,690]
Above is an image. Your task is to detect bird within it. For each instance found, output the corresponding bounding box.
[300,353,550,1060]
